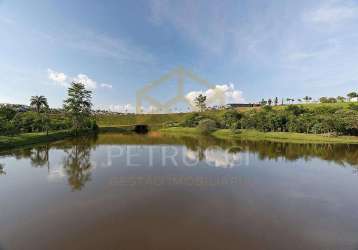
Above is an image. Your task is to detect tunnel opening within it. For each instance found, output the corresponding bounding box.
[134,124,149,134]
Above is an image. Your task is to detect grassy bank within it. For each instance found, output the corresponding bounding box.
[95,109,227,128]
[160,127,358,144]
[0,130,96,150]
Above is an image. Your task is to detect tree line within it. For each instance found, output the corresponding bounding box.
[0,82,97,136]
[259,92,358,106]
[190,94,358,135]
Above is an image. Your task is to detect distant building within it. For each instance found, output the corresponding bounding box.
[225,103,261,108]
[350,97,358,102]
[0,103,30,112]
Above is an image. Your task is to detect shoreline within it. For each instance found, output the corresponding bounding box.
[1,126,358,151]
[0,129,97,151]
[159,127,358,144]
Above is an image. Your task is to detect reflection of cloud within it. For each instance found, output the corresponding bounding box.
[186,150,197,161]
[47,167,66,182]
[186,148,241,168]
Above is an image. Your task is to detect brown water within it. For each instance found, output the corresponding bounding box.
[1,133,358,250]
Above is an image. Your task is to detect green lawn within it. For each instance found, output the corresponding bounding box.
[160,127,358,144]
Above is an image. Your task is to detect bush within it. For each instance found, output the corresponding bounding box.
[0,119,19,136]
[162,121,181,128]
[285,105,306,116]
[13,112,41,133]
[182,113,205,127]
[197,119,218,134]
[222,110,242,129]
[0,106,17,120]
[349,103,358,111]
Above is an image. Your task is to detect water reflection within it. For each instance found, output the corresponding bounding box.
[30,145,50,169]
[61,137,96,191]
[186,147,243,168]
[0,133,357,190]
[0,163,5,176]
[1,133,358,250]
[0,136,97,190]
[97,133,358,167]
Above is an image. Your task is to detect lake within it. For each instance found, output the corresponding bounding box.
[1,132,358,250]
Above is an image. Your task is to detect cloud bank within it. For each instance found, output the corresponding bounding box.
[185,83,244,107]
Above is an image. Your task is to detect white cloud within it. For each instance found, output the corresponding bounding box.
[47,68,68,87]
[47,69,112,90]
[305,3,358,24]
[73,74,97,90]
[185,83,244,107]
[96,103,134,113]
[100,83,113,89]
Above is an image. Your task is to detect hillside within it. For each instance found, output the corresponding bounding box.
[96,102,357,128]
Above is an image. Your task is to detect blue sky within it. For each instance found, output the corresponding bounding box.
[1,0,358,111]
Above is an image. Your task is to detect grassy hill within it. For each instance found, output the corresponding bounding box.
[96,109,228,128]
[96,102,357,128]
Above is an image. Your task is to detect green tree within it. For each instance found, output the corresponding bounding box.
[319,97,328,103]
[268,98,272,106]
[303,96,312,102]
[328,97,337,103]
[63,82,93,133]
[0,106,17,120]
[222,110,242,129]
[260,98,267,105]
[197,119,217,134]
[194,94,207,112]
[347,92,358,99]
[337,96,346,102]
[30,95,49,113]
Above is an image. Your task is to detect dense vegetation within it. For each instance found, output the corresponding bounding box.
[0,82,97,137]
[178,103,358,136]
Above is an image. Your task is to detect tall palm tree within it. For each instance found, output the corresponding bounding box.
[30,95,49,113]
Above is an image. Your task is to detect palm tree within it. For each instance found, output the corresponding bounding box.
[274,97,278,106]
[30,95,49,113]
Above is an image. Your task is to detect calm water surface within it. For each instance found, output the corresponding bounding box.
[1,133,358,250]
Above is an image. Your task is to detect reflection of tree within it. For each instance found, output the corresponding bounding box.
[0,163,6,176]
[173,135,358,168]
[30,145,50,170]
[62,137,95,191]
[231,140,358,167]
